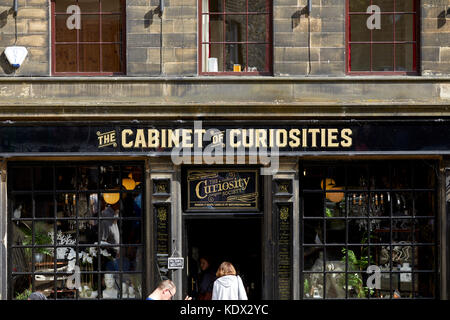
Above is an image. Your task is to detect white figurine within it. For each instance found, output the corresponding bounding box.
[102,274,118,299]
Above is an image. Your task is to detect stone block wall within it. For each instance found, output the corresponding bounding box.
[0,0,49,76]
[0,1,449,77]
[422,0,450,76]
[127,0,197,76]
[273,0,345,76]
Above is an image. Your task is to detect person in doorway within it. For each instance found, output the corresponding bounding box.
[146,279,192,300]
[212,261,248,300]
[197,256,216,300]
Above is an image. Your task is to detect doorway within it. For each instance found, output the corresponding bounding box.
[184,216,263,300]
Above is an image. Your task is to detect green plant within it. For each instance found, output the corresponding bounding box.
[21,225,53,256]
[15,287,32,300]
[340,248,375,298]
[304,278,310,295]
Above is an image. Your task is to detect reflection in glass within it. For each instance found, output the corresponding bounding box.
[303,273,323,298]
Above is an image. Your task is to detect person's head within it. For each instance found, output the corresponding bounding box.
[104,273,115,289]
[157,279,176,300]
[28,291,47,300]
[199,257,210,271]
[216,261,236,278]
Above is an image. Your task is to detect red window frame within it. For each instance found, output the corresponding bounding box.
[51,0,126,76]
[198,0,273,76]
[346,0,420,75]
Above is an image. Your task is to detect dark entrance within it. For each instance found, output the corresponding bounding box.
[184,216,263,300]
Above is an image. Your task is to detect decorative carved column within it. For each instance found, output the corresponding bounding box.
[147,158,182,299]
[0,160,7,300]
[272,159,299,300]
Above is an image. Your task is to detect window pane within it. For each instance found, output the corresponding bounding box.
[209,14,225,42]
[11,168,32,191]
[247,44,269,72]
[415,273,436,298]
[80,15,100,42]
[78,0,99,12]
[11,194,33,219]
[11,248,32,272]
[101,273,120,299]
[102,15,122,42]
[303,273,323,298]
[350,44,370,71]
[395,43,415,72]
[35,195,55,218]
[395,14,415,41]
[12,220,32,246]
[249,0,268,12]
[122,274,142,298]
[79,44,100,72]
[248,15,268,42]
[78,219,98,244]
[34,167,54,190]
[415,218,435,243]
[78,166,99,191]
[56,193,77,218]
[56,167,77,190]
[225,0,245,12]
[55,15,77,42]
[203,44,224,72]
[122,220,142,244]
[226,43,246,71]
[372,0,394,12]
[209,0,224,13]
[303,220,324,244]
[303,193,324,217]
[101,0,122,12]
[396,0,416,12]
[55,0,77,12]
[372,44,393,71]
[226,16,246,42]
[102,44,121,72]
[350,14,370,42]
[372,15,394,42]
[349,0,370,12]
[414,192,435,217]
[325,219,346,244]
[55,44,78,72]
[415,246,435,271]
[100,165,121,189]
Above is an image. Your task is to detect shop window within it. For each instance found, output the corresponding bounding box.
[8,162,144,300]
[347,0,419,74]
[300,161,438,299]
[199,0,272,75]
[51,0,125,75]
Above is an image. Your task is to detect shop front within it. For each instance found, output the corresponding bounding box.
[0,119,449,300]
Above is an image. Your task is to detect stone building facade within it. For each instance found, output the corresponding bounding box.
[0,0,449,301]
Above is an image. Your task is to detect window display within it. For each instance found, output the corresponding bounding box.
[8,162,145,300]
[300,160,437,299]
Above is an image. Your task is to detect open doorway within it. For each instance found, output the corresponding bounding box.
[184,216,262,300]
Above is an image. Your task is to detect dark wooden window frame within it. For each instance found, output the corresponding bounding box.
[198,0,273,76]
[299,160,439,300]
[7,161,146,300]
[346,0,420,75]
[51,0,126,76]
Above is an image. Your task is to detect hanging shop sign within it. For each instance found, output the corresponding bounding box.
[0,120,450,155]
[185,169,259,212]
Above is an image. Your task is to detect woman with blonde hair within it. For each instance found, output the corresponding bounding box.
[211,261,248,300]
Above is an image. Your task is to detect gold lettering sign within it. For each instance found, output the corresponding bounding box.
[117,128,353,150]
[186,169,259,212]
